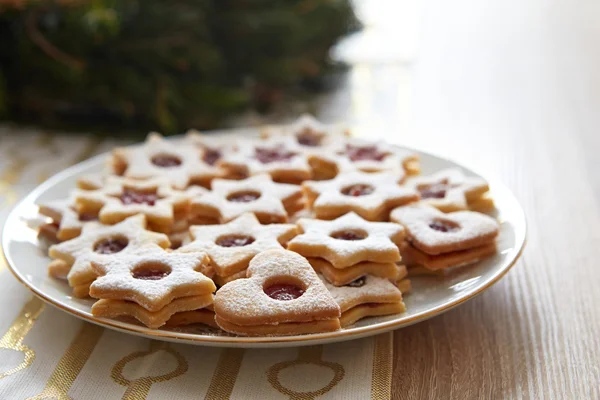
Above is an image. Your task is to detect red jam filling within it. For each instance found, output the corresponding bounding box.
[216,235,255,247]
[296,129,322,147]
[418,181,451,199]
[345,276,366,287]
[78,213,98,222]
[151,154,182,168]
[331,230,367,241]
[120,189,159,206]
[264,283,305,301]
[341,184,375,197]
[227,191,261,203]
[345,145,387,162]
[203,148,221,166]
[94,238,128,254]
[428,220,460,233]
[132,265,171,280]
[254,146,296,164]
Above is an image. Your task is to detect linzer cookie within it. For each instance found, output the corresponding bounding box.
[308,258,402,287]
[218,137,311,183]
[38,197,100,242]
[407,168,493,212]
[320,275,405,327]
[89,245,215,328]
[287,212,405,268]
[165,307,218,328]
[75,176,203,233]
[303,170,419,221]
[185,130,237,172]
[48,214,170,297]
[179,213,297,282]
[114,132,223,189]
[214,249,341,336]
[391,205,499,270]
[190,174,303,224]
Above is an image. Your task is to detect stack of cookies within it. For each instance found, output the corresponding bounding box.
[35,114,501,336]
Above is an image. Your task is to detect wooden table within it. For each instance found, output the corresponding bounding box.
[340,0,600,398]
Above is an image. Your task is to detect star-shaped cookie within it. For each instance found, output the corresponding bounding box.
[114,132,223,189]
[38,197,100,241]
[179,213,297,278]
[75,176,204,233]
[190,174,303,224]
[185,130,237,168]
[261,114,349,148]
[49,214,170,291]
[218,136,312,183]
[303,170,419,220]
[89,244,216,312]
[406,168,492,212]
[287,212,405,268]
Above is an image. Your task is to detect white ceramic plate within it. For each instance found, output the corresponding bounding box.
[2,142,526,348]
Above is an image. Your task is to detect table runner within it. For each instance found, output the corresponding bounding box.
[0,127,393,400]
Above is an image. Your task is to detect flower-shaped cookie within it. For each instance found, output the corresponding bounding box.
[406,168,491,212]
[218,137,312,183]
[390,204,499,255]
[320,275,405,327]
[303,170,419,220]
[48,214,170,291]
[75,176,203,233]
[287,212,405,268]
[214,249,341,336]
[89,244,216,312]
[38,197,100,241]
[190,174,303,224]
[114,132,222,189]
[179,213,297,278]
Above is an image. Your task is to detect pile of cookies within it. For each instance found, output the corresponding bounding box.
[36,115,500,336]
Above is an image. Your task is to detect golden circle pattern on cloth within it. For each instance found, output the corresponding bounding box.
[0,297,45,380]
[111,340,188,400]
[267,345,345,400]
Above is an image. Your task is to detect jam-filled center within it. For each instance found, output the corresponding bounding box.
[264,283,305,301]
[151,154,182,168]
[428,219,460,233]
[203,148,222,166]
[227,190,261,203]
[254,146,296,164]
[345,145,387,162]
[341,184,375,197]
[132,262,172,280]
[120,188,160,206]
[216,234,255,247]
[94,237,129,254]
[78,212,98,222]
[296,129,323,147]
[418,180,451,199]
[345,276,366,287]
[331,229,368,241]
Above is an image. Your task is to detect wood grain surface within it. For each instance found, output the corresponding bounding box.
[382,0,600,398]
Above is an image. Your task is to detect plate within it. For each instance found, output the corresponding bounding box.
[1,137,526,348]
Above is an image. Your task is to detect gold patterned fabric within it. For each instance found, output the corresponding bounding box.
[0,128,394,399]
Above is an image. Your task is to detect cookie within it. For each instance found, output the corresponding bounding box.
[92,294,214,329]
[261,114,349,145]
[391,205,499,270]
[190,174,303,224]
[406,168,492,212]
[48,215,170,297]
[308,258,402,287]
[89,244,216,312]
[321,275,405,327]
[218,137,312,184]
[114,132,223,189]
[165,308,218,328]
[179,213,297,279]
[214,249,340,336]
[303,170,419,221]
[287,212,405,268]
[75,176,203,233]
[185,130,237,169]
[38,197,100,241]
